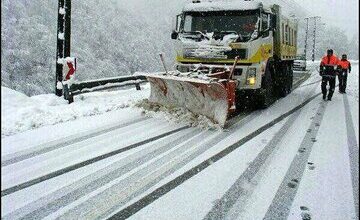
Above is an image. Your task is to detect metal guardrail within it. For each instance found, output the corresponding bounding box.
[63,75,147,103]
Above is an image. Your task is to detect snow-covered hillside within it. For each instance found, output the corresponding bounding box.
[1,0,187,96]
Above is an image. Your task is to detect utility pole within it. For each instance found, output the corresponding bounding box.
[63,0,73,103]
[55,0,71,96]
[304,18,309,60]
[311,16,321,62]
[55,0,65,96]
[303,16,321,62]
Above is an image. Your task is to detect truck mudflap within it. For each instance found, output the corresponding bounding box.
[144,73,236,127]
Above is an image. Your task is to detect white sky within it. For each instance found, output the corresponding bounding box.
[295,0,359,38]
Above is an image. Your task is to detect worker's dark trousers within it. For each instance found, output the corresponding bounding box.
[321,76,336,99]
[338,71,348,92]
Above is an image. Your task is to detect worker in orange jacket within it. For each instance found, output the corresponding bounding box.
[337,54,351,93]
[319,49,340,101]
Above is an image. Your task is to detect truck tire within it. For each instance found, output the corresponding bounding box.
[278,63,292,97]
[256,64,274,109]
[288,65,293,91]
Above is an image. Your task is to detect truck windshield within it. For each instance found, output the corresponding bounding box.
[182,11,259,41]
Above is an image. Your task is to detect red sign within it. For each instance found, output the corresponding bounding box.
[63,57,76,80]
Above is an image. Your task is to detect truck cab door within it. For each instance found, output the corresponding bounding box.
[171,14,182,39]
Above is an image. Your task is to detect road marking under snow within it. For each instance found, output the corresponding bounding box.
[263,100,328,220]
[343,95,359,219]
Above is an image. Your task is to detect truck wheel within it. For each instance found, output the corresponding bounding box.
[256,67,274,109]
[288,66,293,92]
[278,64,292,97]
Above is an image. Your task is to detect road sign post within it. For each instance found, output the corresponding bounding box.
[55,0,65,96]
[62,57,76,103]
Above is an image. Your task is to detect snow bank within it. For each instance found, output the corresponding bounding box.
[1,85,149,137]
[135,99,222,131]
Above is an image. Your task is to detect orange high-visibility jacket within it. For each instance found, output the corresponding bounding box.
[320,55,340,66]
[338,59,351,71]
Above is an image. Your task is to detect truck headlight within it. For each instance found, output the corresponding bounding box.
[246,68,257,85]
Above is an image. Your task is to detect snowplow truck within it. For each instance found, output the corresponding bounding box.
[144,1,298,127]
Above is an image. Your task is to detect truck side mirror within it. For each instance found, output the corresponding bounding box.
[171,31,178,40]
[270,14,277,30]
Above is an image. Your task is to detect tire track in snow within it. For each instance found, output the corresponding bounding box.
[202,82,318,219]
[1,125,189,197]
[45,112,258,220]
[343,95,359,219]
[55,131,216,219]
[3,129,201,220]
[203,106,303,220]
[296,79,322,89]
[225,69,310,129]
[292,71,312,87]
[7,109,254,219]
[2,118,173,188]
[263,101,328,220]
[108,91,323,220]
[1,117,149,167]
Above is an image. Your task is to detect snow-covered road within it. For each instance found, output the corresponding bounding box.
[1,64,358,220]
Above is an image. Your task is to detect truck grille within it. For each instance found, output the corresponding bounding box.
[224,49,247,59]
[184,48,228,59]
[184,48,247,60]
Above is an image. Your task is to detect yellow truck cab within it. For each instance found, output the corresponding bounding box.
[171,0,298,107]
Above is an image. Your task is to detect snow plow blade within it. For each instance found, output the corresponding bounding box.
[144,73,236,127]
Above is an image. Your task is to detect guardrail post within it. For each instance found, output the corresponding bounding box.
[63,84,74,104]
[135,83,141,90]
[68,93,74,103]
